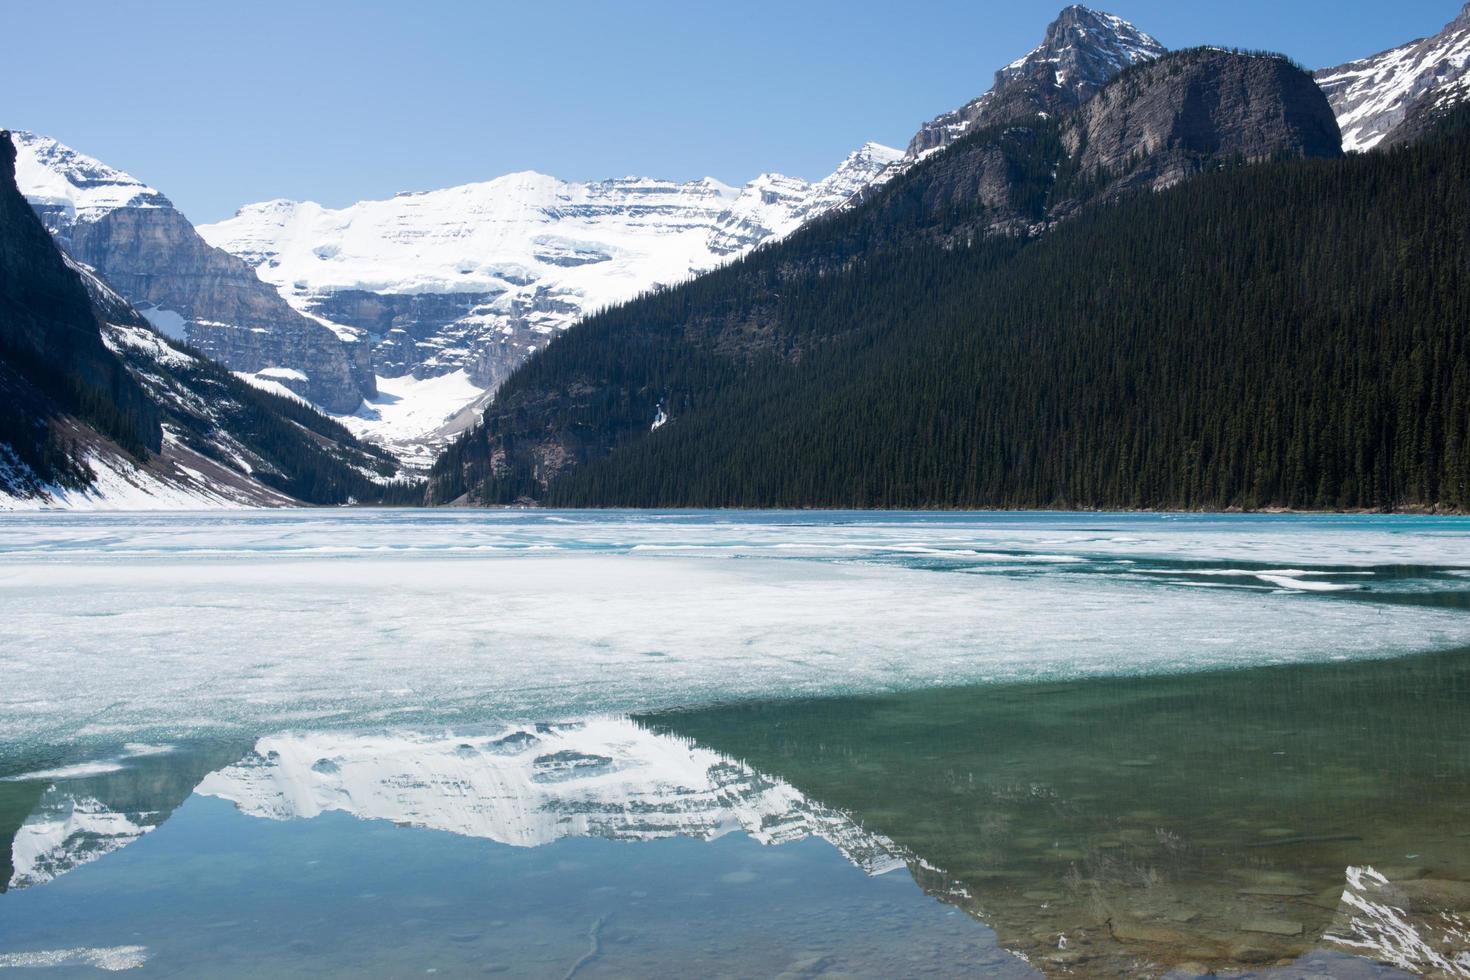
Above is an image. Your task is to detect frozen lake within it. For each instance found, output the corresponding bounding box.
[1,510,1468,977]
[1,510,1469,747]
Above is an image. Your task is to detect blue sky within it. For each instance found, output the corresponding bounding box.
[4,1,1461,223]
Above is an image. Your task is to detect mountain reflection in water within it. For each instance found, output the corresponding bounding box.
[2,651,1468,977]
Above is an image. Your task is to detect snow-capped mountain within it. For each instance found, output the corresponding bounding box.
[11,132,375,413]
[12,132,170,221]
[10,5,1175,469]
[0,130,400,510]
[195,720,909,876]
[905,5,1165,160]
[197,144,900,463]
[1316,2,1470,152]
[708,142,904,253]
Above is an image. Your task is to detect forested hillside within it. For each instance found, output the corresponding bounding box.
[429,63,1469,513]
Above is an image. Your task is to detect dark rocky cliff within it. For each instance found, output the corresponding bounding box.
[0,132,403,506]
[15,132,374,413]
[62,205,375,412]
[1064,49,1342,194]
[0,130,160,484]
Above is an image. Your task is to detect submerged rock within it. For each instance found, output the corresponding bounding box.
[1241,918,1304,936]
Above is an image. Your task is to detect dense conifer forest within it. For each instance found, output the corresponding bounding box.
[432,103,1470,512]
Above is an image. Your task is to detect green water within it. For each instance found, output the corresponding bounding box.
[1,653,1466,977]
[650,650,1470,976]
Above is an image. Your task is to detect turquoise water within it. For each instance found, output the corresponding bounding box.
[1,511,1467,976]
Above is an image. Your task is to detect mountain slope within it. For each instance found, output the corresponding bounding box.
[196,143,901,463]
[0,131,408,509]
[13,132,375,413]
[905,5,1165,159]
[429,57,1470,513]
[1316,2,1470,152]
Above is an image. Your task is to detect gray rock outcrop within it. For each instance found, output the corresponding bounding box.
[1065,49,1343,193]
[13,132,373,413]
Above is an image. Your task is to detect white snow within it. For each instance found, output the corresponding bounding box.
[339,370,489,464]
[0,448,256,513]
[1317,11,1470,152]
[1,512,1468,747]
[198,151,900,308]
[10,131,168,221]
[256,366,307,382]
[101,320,194,369]
[231,370,311,405]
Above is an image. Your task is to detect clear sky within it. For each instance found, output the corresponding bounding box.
[3,0,1462,223]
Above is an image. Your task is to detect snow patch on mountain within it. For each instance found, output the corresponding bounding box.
[1316,3,1470,152]
[346,370,492,467]
[905,5,1165,160]
[9,132,169,222]
[197,143,900,462]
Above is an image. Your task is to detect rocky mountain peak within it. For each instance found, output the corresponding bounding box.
[12,132,376,413]
[10,131,171,242]
[906,6,1164,159]
[1014,5,1166,101]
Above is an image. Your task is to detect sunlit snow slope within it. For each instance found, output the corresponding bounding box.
[197,144,901,461]
[1316,2,1470,151]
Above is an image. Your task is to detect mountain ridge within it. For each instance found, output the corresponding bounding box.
[1316,2,1470,151]
[426,52,1468,513]
[905,5,1166,159]
[11,131,376,414]
[0,131,410,510]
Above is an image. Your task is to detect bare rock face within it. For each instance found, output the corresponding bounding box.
[1064,50,1342,193]
[1316,3,1470,153]
[906,5,1165,159]
[64,207,374,412]
[12,132,373,413]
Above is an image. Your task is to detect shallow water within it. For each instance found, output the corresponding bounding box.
[1,511,1468,976]
[654,651,1470,976]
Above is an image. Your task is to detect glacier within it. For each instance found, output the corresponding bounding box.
[194,144,902,461]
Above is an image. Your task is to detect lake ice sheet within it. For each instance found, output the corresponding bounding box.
[2,510,1469,747]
